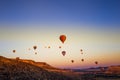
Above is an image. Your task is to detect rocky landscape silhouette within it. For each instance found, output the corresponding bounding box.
[0,56,120,80]
[0,56,79,80]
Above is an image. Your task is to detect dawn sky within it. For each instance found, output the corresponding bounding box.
[0,0,120,69]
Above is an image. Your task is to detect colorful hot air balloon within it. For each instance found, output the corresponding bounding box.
[71,60,74,63]
[59,35,66,43]
[95,61,98,65]
[33,46,37,50]
[81,59,84,62]
[62,51,66,56]
[13,50,16,53]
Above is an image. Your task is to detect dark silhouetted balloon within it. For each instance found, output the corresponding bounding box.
[71,60,74,63]
[59,35,66,43]
[81,59,84,62]
[48,46,50,48]
[59,46,61,49]
[80,49,83,54]
[33,46,37,50]
[95,61,98,65]
[13,50,16,53]
[80,49,83,52]
[62,51,66,56]
[35,52,37,55]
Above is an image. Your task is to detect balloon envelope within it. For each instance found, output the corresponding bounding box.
[71,60,74,63]
[95,61,98,65]
[13,50,16,53]
[48,46,50,48]
[59,35,66,43]
[59,46,61,49]
[33,46,37,50]
[80,49,83,52]
[81,59,84,62]
[62,51,66,56]
[35,52,37,55]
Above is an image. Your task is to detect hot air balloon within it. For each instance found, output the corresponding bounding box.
[48,46,50,48]
[59,46,61,49]
[95,61,98,65]
[62,51,66,56]
[59,35,66,43]
[80,49,83,54]
[33,46,37,50]
[35,52,37,55]
[80,49,83,52]
[13,50,16,53]
[71,60,74,63]
[81,59,84,62]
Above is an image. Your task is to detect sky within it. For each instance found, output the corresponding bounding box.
[0,0,120,69]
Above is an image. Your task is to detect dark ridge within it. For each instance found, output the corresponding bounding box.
[0,56,78,80]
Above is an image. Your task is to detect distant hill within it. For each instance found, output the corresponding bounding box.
[0,56,78,80]
[12,57,62,72]
[73,66,120,74]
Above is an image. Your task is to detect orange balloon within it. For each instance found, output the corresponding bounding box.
[81,59,84,62]
[71,60,74,63]
[59,35,66,43]
[95,61,98,65]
